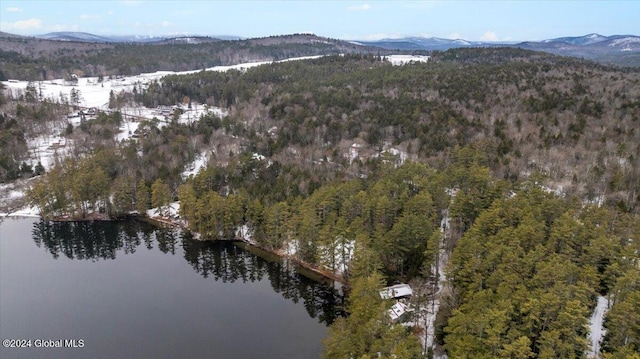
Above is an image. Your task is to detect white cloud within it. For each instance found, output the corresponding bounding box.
[0,18,43,31]
[161,21,172,27]
[480,31,499,41]
[6,7,23,12]
[347,3,372,11]
[80,14,101,20]
[107,10,114,15]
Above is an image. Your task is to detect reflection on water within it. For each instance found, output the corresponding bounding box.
[31,219,344,325]
[32,219,159,260]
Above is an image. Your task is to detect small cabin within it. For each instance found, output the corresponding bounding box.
[379,284,413,300]
[388,302,412,322]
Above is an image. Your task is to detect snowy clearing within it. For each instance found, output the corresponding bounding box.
[385,55,430,66]
[182,152,210,179]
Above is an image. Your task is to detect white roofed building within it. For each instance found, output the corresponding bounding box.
[388,302,412,322]
[379,283,413,300]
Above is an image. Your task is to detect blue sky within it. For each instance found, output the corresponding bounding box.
[1,1,638,41]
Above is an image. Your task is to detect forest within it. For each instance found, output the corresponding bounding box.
[2,47,638,358]
[0,33,388,81]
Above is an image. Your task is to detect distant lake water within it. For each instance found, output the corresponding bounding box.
[0,218,343,359]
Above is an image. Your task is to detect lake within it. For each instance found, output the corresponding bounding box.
[0,218,344,359]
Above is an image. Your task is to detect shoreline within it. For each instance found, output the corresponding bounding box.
[139,215,347,284]
[5,211,347,285]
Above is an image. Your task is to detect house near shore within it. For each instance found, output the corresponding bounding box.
[388,302,412,322]
[380,284,414,323]
[379,283,413,300]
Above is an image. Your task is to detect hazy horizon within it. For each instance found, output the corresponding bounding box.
[1,1,638,42]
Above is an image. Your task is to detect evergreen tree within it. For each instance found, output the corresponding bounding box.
[151,178,171,217]
[136,179,150,215]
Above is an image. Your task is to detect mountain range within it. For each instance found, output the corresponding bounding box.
[25,31,640,51]
[357,33,640,66]
[2,31,639,67]
[355,33,637,50]
[12,31,243,43]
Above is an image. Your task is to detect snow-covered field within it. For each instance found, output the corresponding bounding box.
[385,55,430,65]
[2,52,415,111]
[2,55,324,112]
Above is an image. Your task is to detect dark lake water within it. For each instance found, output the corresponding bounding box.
[0,218,344,359]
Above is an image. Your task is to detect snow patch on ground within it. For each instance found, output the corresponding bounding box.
[610,37,640,47]
[347,143,361,164]
[182,152,209,179]
[146,201,180,218]
[8,190,24,199]
[252,153,266,161]
[236,224,254,243]
[445,187,459,198]
[318,238,355,275]
[541,184,565,197]
[0,205,40,218]
[422,210,451,349]
[385,147,408,165]
[374,145,409,167]
[27,135,74,171]
[584,193,605,208]
[586,295,609,359]
[284,239,299,256]
[415,205,453,355]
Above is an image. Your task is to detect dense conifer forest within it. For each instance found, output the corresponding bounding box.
[2,46,639,358]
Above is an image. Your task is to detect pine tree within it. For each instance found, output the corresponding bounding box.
[151,178,171,217]
[111,176,135,216]
[136,179,150,216]
[177,183,197,226]
[109,90,117,109]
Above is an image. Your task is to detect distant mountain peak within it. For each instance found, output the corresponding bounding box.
[547,33,610,45]
[37,31,114,42]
